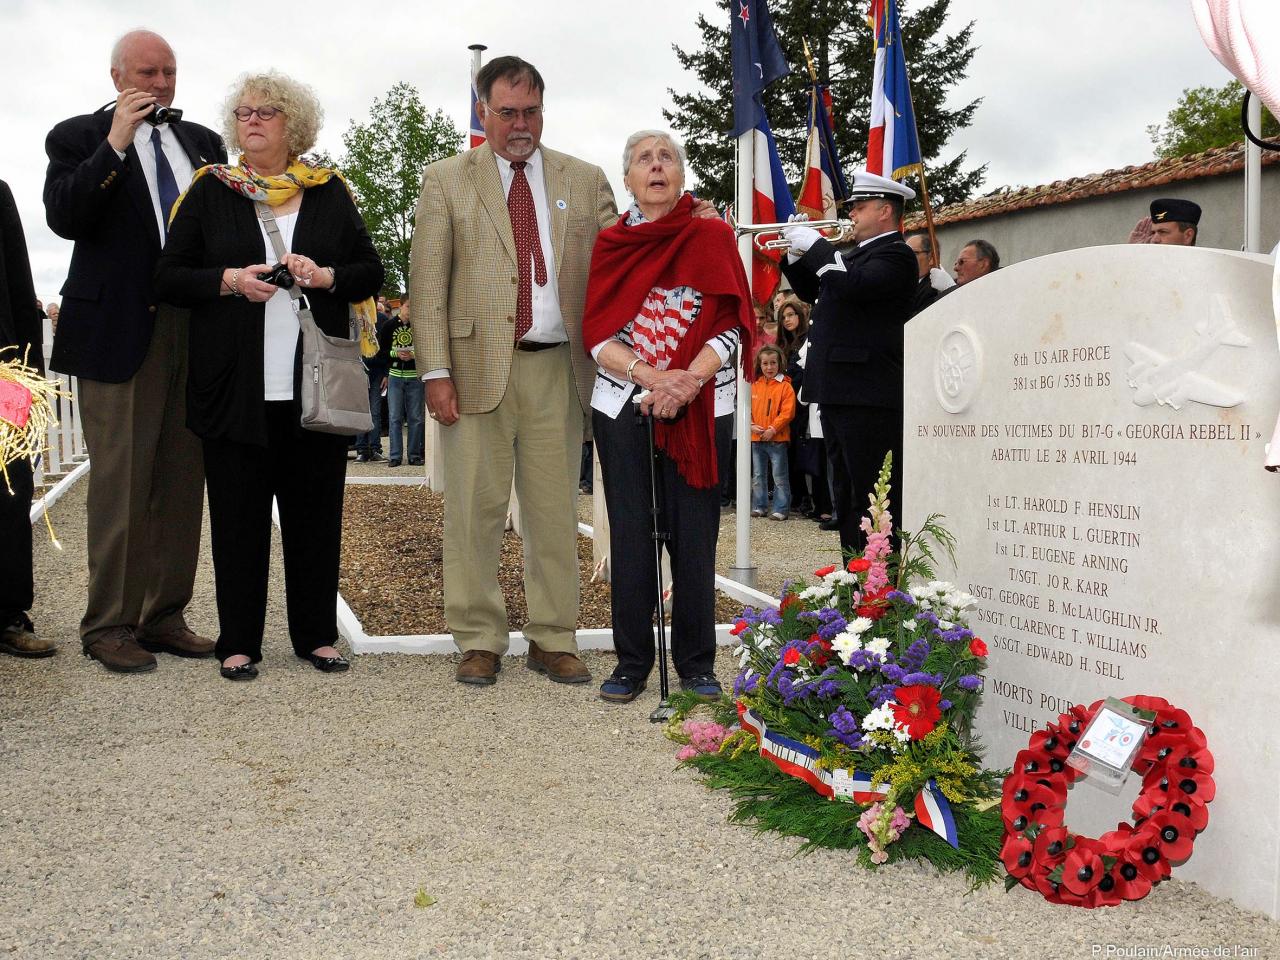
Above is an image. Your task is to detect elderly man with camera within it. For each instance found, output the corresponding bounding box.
[44,29,226,674]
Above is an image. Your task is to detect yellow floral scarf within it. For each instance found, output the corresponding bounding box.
[171,158,380,358]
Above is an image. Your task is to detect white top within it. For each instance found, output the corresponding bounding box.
[124,123,196,245]
[259,211,300,401]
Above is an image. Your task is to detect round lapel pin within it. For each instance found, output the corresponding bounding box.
[556,199,567,210]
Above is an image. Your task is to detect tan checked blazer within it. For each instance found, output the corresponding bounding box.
[409,143,618,414]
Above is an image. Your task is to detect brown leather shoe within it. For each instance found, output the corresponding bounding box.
[137,626,215,659]
[526,642,591,684]
[456,650,501,685]
[0,619,56,659]
[83,627,157,674]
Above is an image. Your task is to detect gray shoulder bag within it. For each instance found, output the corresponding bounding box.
[255,201,372,435]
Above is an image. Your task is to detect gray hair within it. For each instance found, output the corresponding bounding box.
[622,130,687,181]
[222,71,324,157]
[965,238,1000,271]
[110,29,170,73]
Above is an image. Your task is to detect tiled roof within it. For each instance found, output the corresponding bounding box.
[903,141,1279,231]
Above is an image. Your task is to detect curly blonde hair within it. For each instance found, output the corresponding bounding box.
[222,71,323,157]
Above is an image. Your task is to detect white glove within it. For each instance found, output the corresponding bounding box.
[782,224,821,255]
[928,266,956,292]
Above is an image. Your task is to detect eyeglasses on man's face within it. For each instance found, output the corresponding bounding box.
[233,106,283,122]
[487,105,543,123]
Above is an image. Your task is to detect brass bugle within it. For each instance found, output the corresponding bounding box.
[730,215,854,250]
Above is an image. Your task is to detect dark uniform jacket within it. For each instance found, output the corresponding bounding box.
[0,180,42,375]
[780,232,917,410]
[43,106,226,382]
[154,174,384,446]
[911,273,940,317]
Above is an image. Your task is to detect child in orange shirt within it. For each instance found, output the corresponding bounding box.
[750,344,796,520]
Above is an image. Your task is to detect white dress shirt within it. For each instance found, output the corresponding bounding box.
[119,123,196,245]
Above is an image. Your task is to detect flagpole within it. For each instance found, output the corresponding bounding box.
[732,130,757,590]
[900,52,941,269]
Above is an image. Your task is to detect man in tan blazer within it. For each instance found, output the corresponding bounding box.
[410,56,616,685]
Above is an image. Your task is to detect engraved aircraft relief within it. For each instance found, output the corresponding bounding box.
[1123,296,1251,410]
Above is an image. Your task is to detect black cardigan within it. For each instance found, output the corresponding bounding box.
[154,174,384,445]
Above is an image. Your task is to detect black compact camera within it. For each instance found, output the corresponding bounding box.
[257,263,295,289]
[145,105,183,125]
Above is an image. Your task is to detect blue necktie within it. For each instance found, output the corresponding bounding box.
[151,127,180,227]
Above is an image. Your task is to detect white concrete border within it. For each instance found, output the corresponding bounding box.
[28,458,91,525]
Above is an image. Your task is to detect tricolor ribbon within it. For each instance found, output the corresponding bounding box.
[738,703,959,849]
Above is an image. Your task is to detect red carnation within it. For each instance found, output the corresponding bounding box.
[814,564,837,578]
[783,647,801,666]
[890,685,942,740]
[847,557,872,573]
[779,593,802,613]
[730,620,748,636]
[855,586,892,621]
[968,637,988,658]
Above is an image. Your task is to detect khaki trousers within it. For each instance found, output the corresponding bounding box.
[441,344,582,654]
[77,306,204,645]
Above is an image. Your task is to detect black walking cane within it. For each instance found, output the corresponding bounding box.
[636,397,676,723]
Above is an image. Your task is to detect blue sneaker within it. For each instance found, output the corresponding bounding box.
[599,673,646,704]
[680,673,723,701]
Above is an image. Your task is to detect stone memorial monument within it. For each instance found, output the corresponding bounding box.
[904,245,1280,917]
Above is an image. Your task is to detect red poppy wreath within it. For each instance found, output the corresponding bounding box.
[1000,695,1214,908]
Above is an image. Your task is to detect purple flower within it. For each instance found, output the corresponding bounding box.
[901,638,931,671]
[886,589,916,605]
[901,671,945,687]
[939,699,953,710]
[957,674,983,691]
[826,705,866,749]
[733,671,761,697]
[880,663,907,683]
[868,684,898,707]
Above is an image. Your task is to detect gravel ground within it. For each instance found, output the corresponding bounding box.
[3,476,1278,960]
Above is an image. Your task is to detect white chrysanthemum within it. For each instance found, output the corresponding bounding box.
[864,636,891,658]
[800,584,833,602]
[938,619,955,631]
[831,632,863,666]
[862,704,911,748]
[846,616,874,636]
[902,619,917,632]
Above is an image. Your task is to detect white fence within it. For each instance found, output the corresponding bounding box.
[35,317,85,487]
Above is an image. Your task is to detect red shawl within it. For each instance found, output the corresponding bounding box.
[583,193,756,488]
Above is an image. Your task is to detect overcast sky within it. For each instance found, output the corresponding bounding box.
[0,0,1237,301]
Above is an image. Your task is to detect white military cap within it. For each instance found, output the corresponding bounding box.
[847,170,916,202]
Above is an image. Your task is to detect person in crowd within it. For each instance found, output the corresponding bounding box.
[905,233,954,315]
[44,302,59,333]
[583,129,755,704]
[750,343,795,521]
[950,239,999,287]
[0,179,57,661]
[713,344,737,509]
[579,440,594,495]
[44,29,225,673]
[408,56,618,688]
[1148,198,1201,246]
[754,301,778,345]
[381,296,423,467]
[781,171,917,555]
[354,298,389,463]
[155,71,384,681]
[776,295,831,523]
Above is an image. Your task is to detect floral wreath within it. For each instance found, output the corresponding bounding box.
[1000,695,1214,907]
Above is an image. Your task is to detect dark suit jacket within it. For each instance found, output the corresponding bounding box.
[43,107,226,382]
[781,232,916,410]
[911,274,940,317]
[0,180,43,375]
[154,174,384,446]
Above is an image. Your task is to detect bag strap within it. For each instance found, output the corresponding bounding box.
[254,200,357,339]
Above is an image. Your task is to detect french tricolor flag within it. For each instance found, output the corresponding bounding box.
[751,112,795,302]
[796,84,848,221]
[469,74,486,149]
[866,0,921,181]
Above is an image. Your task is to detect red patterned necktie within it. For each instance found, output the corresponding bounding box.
[508,161,547,342]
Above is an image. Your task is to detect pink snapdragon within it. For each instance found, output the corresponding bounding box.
[857,801,912,864]
[675,719,731,760]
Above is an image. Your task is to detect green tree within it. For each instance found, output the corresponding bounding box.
[1148,80,1278,159]
[665,0,985,209]
[337,82,462,294]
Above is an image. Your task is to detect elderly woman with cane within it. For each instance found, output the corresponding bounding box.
[583,129,755,705]
[155,71,383,680]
